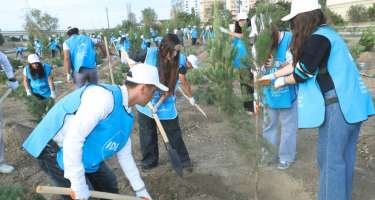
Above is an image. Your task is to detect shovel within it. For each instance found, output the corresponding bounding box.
[147,103,183,177]
[0,89,12,105]
[177,87,208,119]
[36,186,143,200]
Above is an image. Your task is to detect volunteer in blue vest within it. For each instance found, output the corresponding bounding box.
[63,26,106,88]
[23,54,56,99]
[48,38,59,58]
[34,39,43,58]
[15,47,26,59]
[260,0,375,199]
[129,34,192,171]
[22,63,167,200]
[261,27,297,170]
[0,51,19,174]
[231,19,255,114]
[191,26,198,45]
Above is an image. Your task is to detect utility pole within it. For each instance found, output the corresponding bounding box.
[106,7,110,29]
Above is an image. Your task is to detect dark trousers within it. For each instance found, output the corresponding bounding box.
[51,50,57,57]
[138,112,191,167]
[192,38,197,45]
[72,68,98,89]
[37,142,118,200]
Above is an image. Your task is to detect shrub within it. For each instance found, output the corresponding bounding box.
[368,3,375,20]
[0,33,4,46]
[0,186,46,200]
[325,8,345,25]
[347,5,368,22]
[359,28,375,51]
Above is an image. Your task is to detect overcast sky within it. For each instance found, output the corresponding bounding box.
[0,0,171,31]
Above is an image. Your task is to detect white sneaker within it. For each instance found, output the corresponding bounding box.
[0,163,15,174]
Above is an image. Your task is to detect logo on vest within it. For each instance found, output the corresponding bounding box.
[105,141,120,151]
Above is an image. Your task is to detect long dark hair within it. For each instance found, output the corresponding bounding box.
[290,9,326,66]
[271,25,280,52]
[29,63,45,80]
[157,33,180,94]
[234,21,242,34]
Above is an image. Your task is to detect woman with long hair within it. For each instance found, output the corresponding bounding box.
[134,33,192,171]
[23,54,55,99]
[260,0,374,199]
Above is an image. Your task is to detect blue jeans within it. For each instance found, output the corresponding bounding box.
[263,100,298,162]
[317,90,362,200]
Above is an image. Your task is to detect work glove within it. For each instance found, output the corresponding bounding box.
[274,77,286,89]
[50,90,56,99]
[7,79,19,90]
[26,89,32,96]
[188,97,196,106]
[66,73,72,82]
[70,184,90,200]
[259,73,276,81]
[135,187,152,200]
[219,27,230,34]
[151,104,159,114]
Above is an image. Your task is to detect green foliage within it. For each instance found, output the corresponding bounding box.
[0,186,46,200]
[359,28,375,51]
[0,33,4,46]
[14,87,54,121]
[350,44,366,60]
[141,8,158,27]
[172,11,200,29]
[113,63,129,85]
[200,1,243,114]
[368,4,375,20]
[24,9,59,55]
[325,8,345,25]
[347,5,368,22]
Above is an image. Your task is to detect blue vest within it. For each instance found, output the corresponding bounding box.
[49,40,58,50]
[22,84,134,173]
[65,35,97,72]
[136,47,178,120]
[122,39,131,52]
[25,64,52,98]
[263,31,296,109]
[141,39,148,50]
[298,26,375,128]
[179,53,187,69]
[191,29,198,39]
[232,38,248,69]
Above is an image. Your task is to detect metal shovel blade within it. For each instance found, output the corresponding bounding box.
[165,143,183,177]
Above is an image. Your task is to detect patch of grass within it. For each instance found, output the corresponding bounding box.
[0,186,46,200]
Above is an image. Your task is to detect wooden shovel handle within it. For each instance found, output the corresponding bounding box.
[104,37,115,84]
[147,103,170,143]
[0,88,12,105]
[36,186,142,200]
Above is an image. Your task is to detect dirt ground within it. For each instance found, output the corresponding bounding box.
[0,44,374,200]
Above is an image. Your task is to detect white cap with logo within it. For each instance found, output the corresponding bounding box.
[27,54,41,64]
[126,64,169,91]
[282,0,321,21]
[187,55,199,69]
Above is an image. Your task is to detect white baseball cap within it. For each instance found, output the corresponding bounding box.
[187,55,199,69]
[237,12,248,21]
[27,54,40,64]
[126,64,169,91]
[66,25,77,31]
[282,0,321,21]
